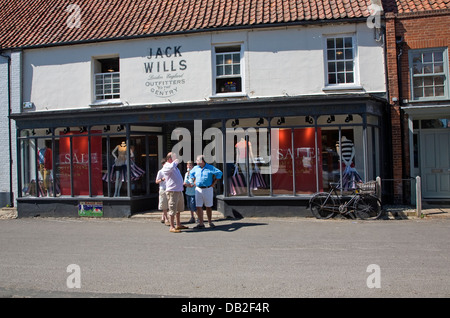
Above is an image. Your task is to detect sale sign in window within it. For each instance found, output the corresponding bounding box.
[59,131,103,196]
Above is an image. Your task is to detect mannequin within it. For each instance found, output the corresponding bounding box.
[38,142,53,197]
[336,136,361,190]
[112,141,128,197]
[235,137,254,183]
[336,136,355,167]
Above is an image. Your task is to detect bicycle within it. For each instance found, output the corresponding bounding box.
[309,181,382,220]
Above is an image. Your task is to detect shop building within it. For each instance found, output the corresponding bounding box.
[384,0,450,204]
[0,0,390,217]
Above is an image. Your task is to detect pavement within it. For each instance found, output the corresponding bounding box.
[1,204,450,220]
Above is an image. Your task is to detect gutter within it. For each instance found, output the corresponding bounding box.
[0,51,13,207]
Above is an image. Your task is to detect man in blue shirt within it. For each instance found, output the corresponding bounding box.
[190,155,223,229]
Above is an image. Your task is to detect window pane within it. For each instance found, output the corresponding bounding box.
[423,52,432,63]
[224,54,233,64]
[336,38,343,48]
[328,73,336,84]
[346,72,354,83]
[434,52,443,62]
[413,87,424,98]
[435,86,444,96]
[328,62,336,72]
[344,37,352,47]
[216,66,223,76]
[336,49,344,60]
[423,64,433,74]
[424,77,434,86]
[337,62,345,72]
[327,49,335,60]
[413,62,423,74]
[327,38,335,49]
[345,48,352,59]
[233,53,240,63]
[337,73,345,83]
[216,55,223,65]
[435,76,444,86]
[424,87,434,97]
[434,62,443,73]
[233,65,240,74]
[225,65,232,75]
[345,61,353,71]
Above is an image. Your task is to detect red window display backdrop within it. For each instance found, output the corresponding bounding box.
[59,131,103,196]
[272,128,323,194]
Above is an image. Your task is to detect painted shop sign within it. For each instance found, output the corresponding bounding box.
[144,46,187,98]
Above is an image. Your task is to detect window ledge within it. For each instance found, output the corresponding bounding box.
[209,92,248,99]
[90,99,123,107]
[322,85,365,92]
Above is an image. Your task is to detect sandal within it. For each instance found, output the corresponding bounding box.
[193,224,205,229]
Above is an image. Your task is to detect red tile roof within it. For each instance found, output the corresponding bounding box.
[382,0,450,14]
[1,1,449,50]
[0,0,374,49]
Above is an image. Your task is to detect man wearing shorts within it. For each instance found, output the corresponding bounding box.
[190,155,223,229]
[162,152,187,233]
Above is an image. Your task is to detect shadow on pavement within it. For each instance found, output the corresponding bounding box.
[185,219,267,233]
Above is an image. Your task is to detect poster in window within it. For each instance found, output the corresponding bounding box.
[59,131,103,195]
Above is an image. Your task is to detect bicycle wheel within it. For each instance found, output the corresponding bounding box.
[353,195,382,220]
[309,192,336,219]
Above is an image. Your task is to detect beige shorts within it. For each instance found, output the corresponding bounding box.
[158,189,168,210]
[166,191,184,216]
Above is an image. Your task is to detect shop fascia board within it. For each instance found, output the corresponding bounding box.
[10,93,384,129]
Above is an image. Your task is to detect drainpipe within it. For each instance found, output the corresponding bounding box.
[0,51,13,207]
[396,37,407,202]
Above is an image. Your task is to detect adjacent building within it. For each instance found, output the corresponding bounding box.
[384,0,450,204]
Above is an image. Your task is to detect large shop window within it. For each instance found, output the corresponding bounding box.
[19,125,160,198]
[225,115,380,197]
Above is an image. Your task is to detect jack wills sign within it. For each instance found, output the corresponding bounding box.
[144,46,187,98]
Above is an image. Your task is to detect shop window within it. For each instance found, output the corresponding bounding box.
[409,48,448,100]
[325,36,355,85]
[19,126,156,199]
[214,45,243,94]
[94,57,120,100]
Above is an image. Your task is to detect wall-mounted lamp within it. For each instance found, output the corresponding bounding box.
[63,127,71,134]
[103,125,110,132]
[327,115,335,124]
[345,114,353,123]
[231,119,239,127]
[117,125,124,132]
[305,116,313,124]
[256,118,264,126]
[277,117,285,125]
[79,126,87,133]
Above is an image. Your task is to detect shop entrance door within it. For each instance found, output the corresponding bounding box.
[420,130,450,198]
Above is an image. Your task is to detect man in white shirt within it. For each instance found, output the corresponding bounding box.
[162,152,187,233]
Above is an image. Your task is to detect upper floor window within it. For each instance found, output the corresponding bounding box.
[409,48,448,101]
[326,36,355,85]
[94,57,120,101]
[214,45,242,94]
